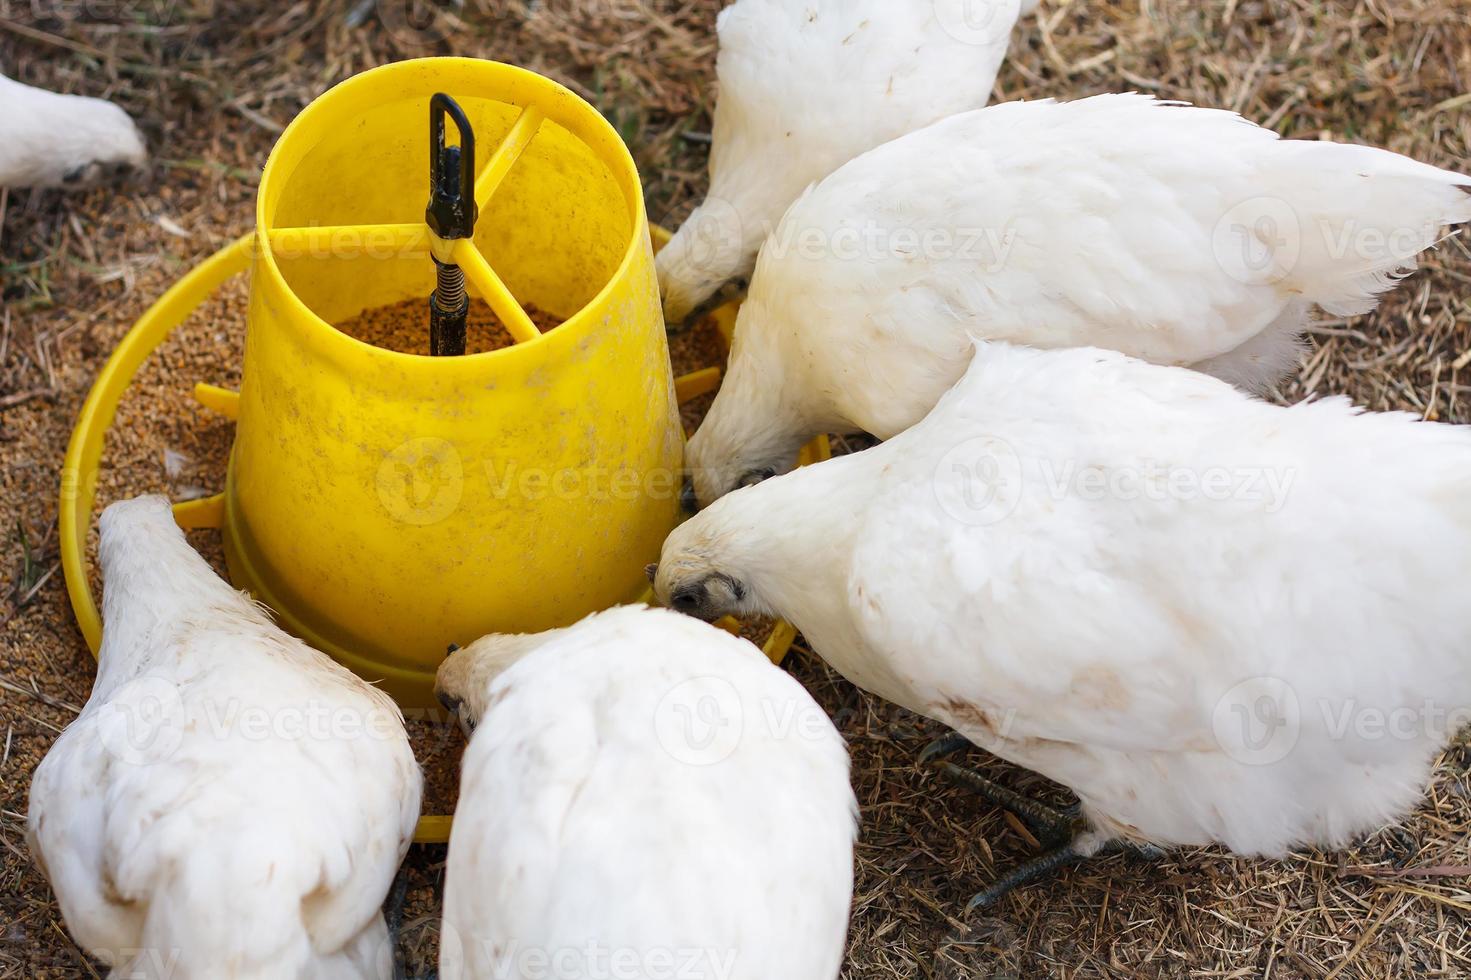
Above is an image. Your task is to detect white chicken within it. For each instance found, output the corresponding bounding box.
[657,0,1037,329]
[434,605,857,980]
[0,72,147,188]
[655,340,1471,907]
[687,92,1471,506]
[27,496,422,978]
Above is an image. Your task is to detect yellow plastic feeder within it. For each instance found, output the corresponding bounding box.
[59,58,828,843]
[227,59,684,706]
[64,57,683,708]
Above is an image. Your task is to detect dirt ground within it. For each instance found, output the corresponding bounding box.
[3,1,1471,977]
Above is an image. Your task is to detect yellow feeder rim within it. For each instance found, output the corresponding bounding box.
[58,225,829,845]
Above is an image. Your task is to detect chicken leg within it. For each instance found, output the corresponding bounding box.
[920,734,1080,846]
[921,735,1161,910]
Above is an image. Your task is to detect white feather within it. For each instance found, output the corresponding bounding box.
[657,0,1032,324]
[660,343,1471,856]
[436,606,857,980]
[27,496,421,979]
[689,93,1471,504]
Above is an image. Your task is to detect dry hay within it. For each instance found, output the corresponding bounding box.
[2,1,1470,977]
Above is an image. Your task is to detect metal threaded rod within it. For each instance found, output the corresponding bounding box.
[430,259,468,357]
[425,93,478,358]
[436,259,466,310]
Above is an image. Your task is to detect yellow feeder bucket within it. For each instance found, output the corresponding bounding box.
[228,58,680,706]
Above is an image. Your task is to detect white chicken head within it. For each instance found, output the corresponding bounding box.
[685,415,801,512]
[649,495,776,624]
[435,628,568,736]
[30,93,147,189]
[58,103,147,187]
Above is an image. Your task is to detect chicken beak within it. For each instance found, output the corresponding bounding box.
[436,689,474,739]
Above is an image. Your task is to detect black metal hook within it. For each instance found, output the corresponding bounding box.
[426,93,478,241]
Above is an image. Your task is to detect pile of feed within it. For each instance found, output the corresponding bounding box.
[335,295,563,355]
